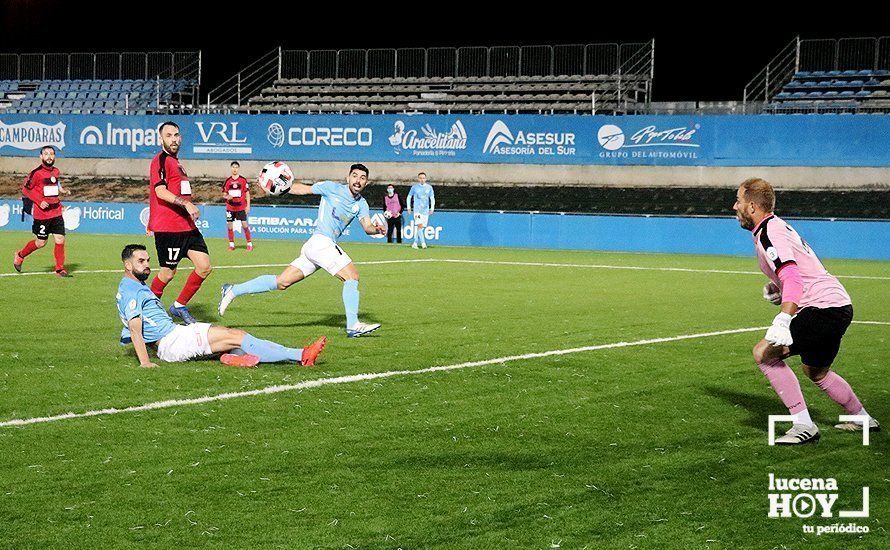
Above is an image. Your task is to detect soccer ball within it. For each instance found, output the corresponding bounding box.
[384,210,393,219]
[258,161,294,196]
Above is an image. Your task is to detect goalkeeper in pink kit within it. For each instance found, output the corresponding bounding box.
[734,178,879,445]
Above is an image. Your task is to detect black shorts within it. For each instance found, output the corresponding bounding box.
[788,305,854,369]
[32,216,65,239]
[226,210,247,222]
[154,229,209,269]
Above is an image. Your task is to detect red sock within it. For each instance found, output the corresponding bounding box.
[227,228,235,244]
[176,271,206,306]
[53,242,65,271]
[150,276,169,298]
[243,225,252,243]
[18,240,39,259]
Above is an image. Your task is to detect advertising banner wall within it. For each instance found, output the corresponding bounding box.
[2,114,890,167]
[1,199,887,260]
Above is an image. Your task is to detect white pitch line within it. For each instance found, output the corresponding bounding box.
[0,325,768,428]
[434,259,890,281]
[852,320,890,326]
[1,257,886,280]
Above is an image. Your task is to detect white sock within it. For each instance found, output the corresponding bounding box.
[792,409,815,427]
[173,301,185,308]
[856,407,871,419]
[229,241,235,247]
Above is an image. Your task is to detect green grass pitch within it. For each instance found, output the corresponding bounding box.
[0,231,887,548]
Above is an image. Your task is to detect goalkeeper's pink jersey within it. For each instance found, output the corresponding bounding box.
[751,215,851,310]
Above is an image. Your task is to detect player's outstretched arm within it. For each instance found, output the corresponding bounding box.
[360,216,385,236]
[288,183,315,196]
[127,317,157,368]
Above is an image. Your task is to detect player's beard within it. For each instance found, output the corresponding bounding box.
[736,211,755,230]
[135,268,151,282]
[42,159,54,167]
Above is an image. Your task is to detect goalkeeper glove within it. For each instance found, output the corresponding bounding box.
[765,312,794,347]
[762,282,782,305]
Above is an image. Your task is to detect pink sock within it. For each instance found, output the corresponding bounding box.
[815,372,863,414]
[758,360,807,414]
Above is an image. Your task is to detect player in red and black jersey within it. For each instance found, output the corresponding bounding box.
[223,161,253,251]
[148,121,212,324]
[14,146,72,277]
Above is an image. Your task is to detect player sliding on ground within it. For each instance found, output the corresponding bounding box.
[117,244,326,368]
[734,178,879,445]
[218,164,385,338]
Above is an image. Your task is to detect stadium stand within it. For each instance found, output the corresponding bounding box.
[0,52,201,114]
[206,44,654,115]
[744,36,890,114]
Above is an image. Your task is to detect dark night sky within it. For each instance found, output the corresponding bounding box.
[1,1,885,102]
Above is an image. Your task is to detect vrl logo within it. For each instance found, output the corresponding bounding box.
[767,474,869,519]
[195,122,247,144]
[193,122,252,155]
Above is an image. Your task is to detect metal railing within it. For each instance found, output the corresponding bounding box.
[743,36,890,113]
[206,41,655,113]
[279,42,653,80]
[206,47,280,109]
[0,51,201,83]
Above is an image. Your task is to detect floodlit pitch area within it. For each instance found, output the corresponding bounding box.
[0,232,887,548]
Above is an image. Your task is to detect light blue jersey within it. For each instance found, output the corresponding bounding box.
[117,277,177,344]
[408,183,435,215]
[312,181,371,242]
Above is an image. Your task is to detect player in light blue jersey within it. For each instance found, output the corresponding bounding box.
[117,244,326,368]
[407,171,435,249]
[218,164,386,338]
